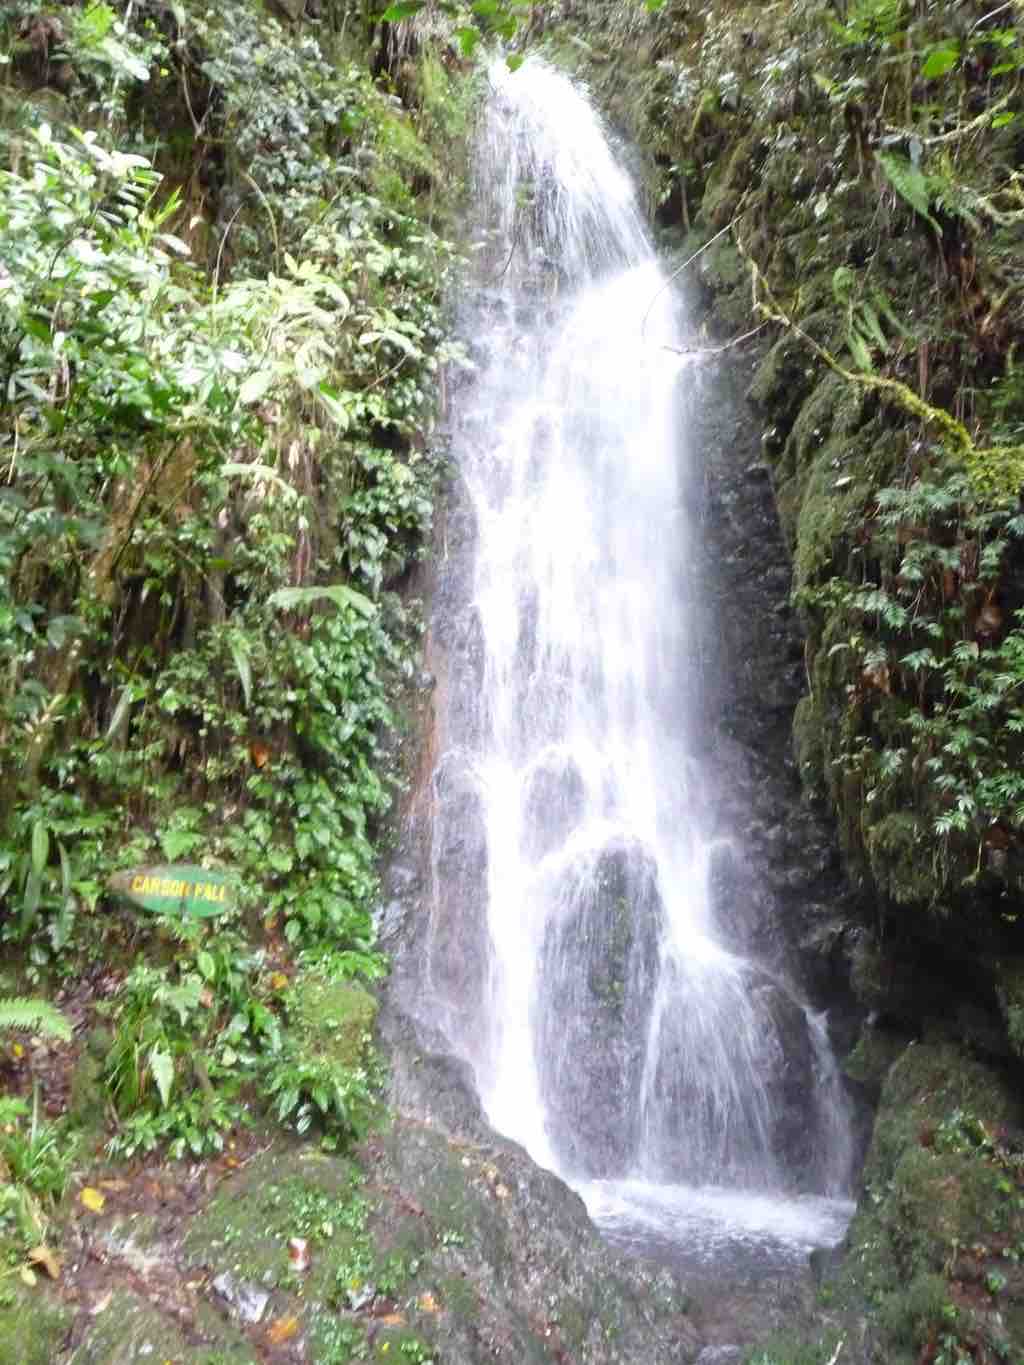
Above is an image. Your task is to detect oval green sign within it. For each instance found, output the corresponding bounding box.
[108,864,235,919]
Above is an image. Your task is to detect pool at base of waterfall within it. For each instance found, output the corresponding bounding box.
[577,1178,855,1287]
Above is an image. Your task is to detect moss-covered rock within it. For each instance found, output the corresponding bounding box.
[288,974,378,1070]
[66,1288,256,1364]
[834,1040,1024,1360]
[0,1278,72,1365]
[181,1126,701,1364]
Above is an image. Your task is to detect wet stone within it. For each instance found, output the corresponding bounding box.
[211,1270,270,1324]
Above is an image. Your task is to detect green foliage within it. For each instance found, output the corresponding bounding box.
[0,0,467,1161]
[0,1091,77,1205]
[264,1048,378,1144]
[100,958,270,1158]
[800,460,1024,899]
[829,0,906,50]
[877,152,939,234]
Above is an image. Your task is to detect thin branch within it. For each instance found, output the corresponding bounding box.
[241,171,281,276]
[969,1,1018,35]
[640,219,737,343]
[661,320,768,359]
[881,90,1013,148]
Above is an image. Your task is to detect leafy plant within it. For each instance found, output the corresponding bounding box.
[264,1048,379,1145]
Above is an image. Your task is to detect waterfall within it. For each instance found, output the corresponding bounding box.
[418,56,853,1264]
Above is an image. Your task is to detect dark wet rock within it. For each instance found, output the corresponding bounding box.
[179,1076,702,1365]
[414,757,492,1042]
[368,1115,702,1363]
[521,752,585,860]
[534,837,663,1175]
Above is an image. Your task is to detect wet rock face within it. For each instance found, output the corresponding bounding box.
[748,978,816,1178]
[534,839,663,1176]
[422,758,492,1046]
[685,351,865,1066]
[378,1000,703,1364]
[521,753,585,861]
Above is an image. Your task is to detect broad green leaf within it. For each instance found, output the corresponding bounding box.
[197,949,216,981]
[58,840,71,904]
[267,584,375,617]
[230,638,252,710]
[149,1047,174,1108]
[857,304,889,353]
[155,233,190,256]
[31,821,49,877]
[877,152,939,232]
[79,3,115,40]
[379,0,424,18]
[455,26,480,57]
[848,330,873,371]
[316,383,350,430]
[921,41,959,79]
[106,685,133,741]
[98,36,150,82]
[238,369,275,404]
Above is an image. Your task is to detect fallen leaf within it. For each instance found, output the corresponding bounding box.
[417,1292,439,1313]
[79,1187,105,1213]
[28,1245,61,1279]
[19,1266,36,1287]
[90,1291,113,1316]
[379,1313,405,1327]
[250,740,271,769]
[266,1315,300,1344]
[269,972,289,991]
[288,1237,310,1271]
[99,1179,129,1192]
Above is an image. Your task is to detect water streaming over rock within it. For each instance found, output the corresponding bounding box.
[417,57,853,1267]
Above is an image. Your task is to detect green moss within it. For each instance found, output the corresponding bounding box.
[66,1287,254,1364]
[843,1022,910,1089]
[288,975,378,1070]
[183,1147,370,1296]
[700,131,763,227]
[993,958,1024,1059]
[887,1146,1007,1274]
[792,694,826,798]
[863,1041,1022,1194]
[877,1271,951,1352]
[0,1280,72,1365]
[864,812,938,906]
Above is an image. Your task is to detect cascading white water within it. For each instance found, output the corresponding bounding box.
[424,55,853,1272]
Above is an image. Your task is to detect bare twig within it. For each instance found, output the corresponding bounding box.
[662,320,768,359]
[640,219,738,342]
[881,90,1013,148]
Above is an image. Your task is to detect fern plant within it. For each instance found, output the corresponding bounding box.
[0,998,72,1043]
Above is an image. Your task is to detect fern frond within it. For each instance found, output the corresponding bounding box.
[0,997,72,1043]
